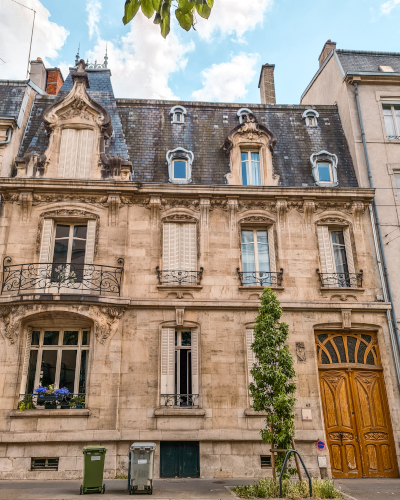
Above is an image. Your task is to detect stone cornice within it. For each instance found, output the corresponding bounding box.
[345,72,400,85]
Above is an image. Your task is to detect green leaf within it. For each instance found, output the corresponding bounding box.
[206,0,214,6]
[152,0,162,12]
[160,13,170,38]
[175,7,194,31]
[141,0,155,18]
[161,0,171,19]
[123,0,141,25]
[195,2,211,19]
[153,12,162,24]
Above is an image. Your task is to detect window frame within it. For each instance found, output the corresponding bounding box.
[302,109,319,127]
[170,105,187,124]
[51,223,88,266]
[166,147,194,184]
[382,103,400,140]
[174,329,192,396]
[316,161,333,184]
[240,149,262,186]
[31,457,59,471]
[240,228,270,272]
[172,158,188,182]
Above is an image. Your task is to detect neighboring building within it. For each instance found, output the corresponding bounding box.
[0,55,397,481]
[301,42,400,476]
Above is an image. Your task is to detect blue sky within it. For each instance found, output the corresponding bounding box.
[1,0,399,104]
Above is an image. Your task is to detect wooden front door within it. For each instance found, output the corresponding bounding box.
[317,333,398,478]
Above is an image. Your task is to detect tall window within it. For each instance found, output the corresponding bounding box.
[383,104,400,140]
[162,223,197,284]
[26,329,89,395]
[241,229,270,286]
[58,129,94,178]
[241,151,261,186]
[331,231,349,283]
[175,330,192,405]
[317,162,332,183]
[52,224,87,281]
[172,159,187,181]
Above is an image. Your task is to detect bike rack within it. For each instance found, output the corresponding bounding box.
[279,450,312,498]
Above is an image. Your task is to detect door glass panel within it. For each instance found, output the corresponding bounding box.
[26,350,38,394]
[79,350,88,394]
[40,350,57,387]
[43,331,59,346]
[60,350,77,392]
[53,225,69,264]
[63,331,79,345]
[73,225,87,240]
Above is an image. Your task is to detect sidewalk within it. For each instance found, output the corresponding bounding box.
[336,478,400,500]
[0,478,255,500]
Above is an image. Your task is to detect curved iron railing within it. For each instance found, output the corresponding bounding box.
[279,450,312,498]
[316,269,363,288]
[237,268,283,287]
[2,257,124,296]
[18,393,86,410]
[161,394,199,407]
[156,267,203,285]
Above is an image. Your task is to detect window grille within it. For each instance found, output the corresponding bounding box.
[31,458,59,470]
[316,333,380,366]
[261,456,272,468]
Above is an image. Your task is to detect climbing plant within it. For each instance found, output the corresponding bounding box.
[123,0,214,38]
[249,287,297,474]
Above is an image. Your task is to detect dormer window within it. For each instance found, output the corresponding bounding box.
[241,151,261,186]
[302,109,319,127]
[166,147,194,184]
[237,108,253,124]
[310,150,338,187]
[379,65,394,73]
[316,162,332,184]
[58,128,94,178]
[170,105,187,124]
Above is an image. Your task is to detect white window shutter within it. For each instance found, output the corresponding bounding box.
[246,329,256,404]
[161,328,175,401]
[84,220,96,265]
[180,223,197,269]
[317,225,334,274]
[39,219,54,263]
[76,129,94,179]
[191,329,199,396]
[343,227,355,274]
[267,226,276,273]
[59,129,94,179]
[163,223,179,270]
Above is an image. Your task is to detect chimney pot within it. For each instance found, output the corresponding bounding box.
[318,40,336,67]
[258,64,276,105]
[29,58,47,91]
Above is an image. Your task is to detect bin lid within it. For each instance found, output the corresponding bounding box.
[82,446,107,453]
[130,442,156,450]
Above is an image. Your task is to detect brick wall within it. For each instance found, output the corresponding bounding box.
[46,69,64,95]
[258,64,276,104]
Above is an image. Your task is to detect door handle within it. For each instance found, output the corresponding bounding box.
[355,435,359,442]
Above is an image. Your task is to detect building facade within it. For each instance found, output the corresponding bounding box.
[0,57,398,480]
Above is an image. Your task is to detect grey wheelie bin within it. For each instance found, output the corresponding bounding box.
[128,442,156,495]
[80,446,107,495]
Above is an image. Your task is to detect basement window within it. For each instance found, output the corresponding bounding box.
[261,456,272,468]
[31,458,59,470]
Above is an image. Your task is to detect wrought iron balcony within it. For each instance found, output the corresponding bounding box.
[161,394,199,408]
[316,269,363,288]
[237,268,283,287]
[388,135,400,140]
[18,393,86,411]
[1,257,124,296]
[156,267,203,286]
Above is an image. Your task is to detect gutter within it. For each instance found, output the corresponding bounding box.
[354,82,400,385]
[0,127,12,146]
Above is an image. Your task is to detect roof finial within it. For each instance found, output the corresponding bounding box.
[104,44,108,68]
[75,43,80,66]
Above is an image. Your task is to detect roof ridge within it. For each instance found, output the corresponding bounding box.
[337,49,400,57]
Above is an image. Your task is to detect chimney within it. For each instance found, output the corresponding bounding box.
[258,64,276,105]
[318,40,336,67]
[29,57,47,91]
[46,68,64,95]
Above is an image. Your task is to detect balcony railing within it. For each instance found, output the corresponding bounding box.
[316,269,363,288]
[388,135,400,140]
[1,257,124,296]
[237,268,283,287]
[156,267,203,286]
[161,394,199,408]
[18,393,86,411]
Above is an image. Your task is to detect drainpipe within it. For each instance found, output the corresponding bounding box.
[354,82,400,385]
[0,127,12,146]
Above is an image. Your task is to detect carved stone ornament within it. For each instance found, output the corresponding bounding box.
[36,209,100,254]
[224,113,277,154]
[239,215,275,225]
[19,192,33,223]
[32,193,109,206]
[91,306,125,344]
[160,198,200,212]
[316,216,351,226]
[238,200,277,213]
[296,342,307,363]
[315,202,353,215]
[175,308,185,326]
[342,309,352,329]
[15,153,47,178]
[0,305,30,344]
[352,201,366,231]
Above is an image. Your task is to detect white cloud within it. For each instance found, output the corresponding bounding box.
[195,0,273,41]
[0,0,68,80]
[86,13,194,99]
[192,53,259,102]
[381,0,400,14]
[86,0,102,39]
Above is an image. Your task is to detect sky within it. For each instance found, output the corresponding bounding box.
[0,0,400,104]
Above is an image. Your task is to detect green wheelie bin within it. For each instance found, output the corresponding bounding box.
[80,446,107,495]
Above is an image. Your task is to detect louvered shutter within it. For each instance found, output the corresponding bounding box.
[161,328,175,404]
[343,227,355,274]
[84,220,96,265]
[58,129,75,178]
[76,129,94,179]
[317,226,335,274]
[191,329,199,398]
[180,223,197,284]
[59,129,94,179]
[163,223,178,270]
[39,219,54,263]
[246,329,256,404]
[267,226,276,273]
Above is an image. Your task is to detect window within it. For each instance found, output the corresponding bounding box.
[31,458,59,471]
[166,147,194,184]
[302,109,319,127]
[316,162,332,183]
[172,159,187,181]
[395,173,400,201]
[58,129,94,178]
[170,105,187,124]
[310,150,338,186]
[383,104,400,140]
[240,228,276,286]
[237,108,253,124]
[379,65,394,73]
[52,224,87,281]
[26,328,89,395]
[161,327,199,407]
[261,456,272,469]
[163,223,197,284]
[241,151,261,186]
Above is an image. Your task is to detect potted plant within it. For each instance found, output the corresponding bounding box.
[69,395,85,409]
[54,387,71,409]
[17,395,36,412]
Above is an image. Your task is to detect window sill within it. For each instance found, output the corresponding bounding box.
[320,287,365,293]
[239,286,284,291]
[157,285,203,291]
[10,409,91,418]
[244,408,268,417]
[154,408,205,417]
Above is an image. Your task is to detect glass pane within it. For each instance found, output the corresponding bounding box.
[395,174,400,202]
[73,225,87,239]
[250,152,259,162]
[173,160,186,179]
[63,331,79,346]
[383,108,396,138]
[26,350,38,394]
[60,350,77,393]
[176,113,181,122]
[43,331,59,346]
[79,350,88,394]
[181,331,191,346]
[179,349,190,395]
[71,239,86,264]
[47,459,58,468]
[251,159,261,186]
[241,242,255,273]
[175,331,177,346]
[331,230,345,246]
[82,331,89,346]
[31,331,40,346]
[257,232,270,273]
[53,239,68,264]
[241,159,249,185]
[333,246,349,274]
[241,230,254,244]
[55,225,70,239]
[241,152,247,161]
[256,230,268,244]
[40,350,58,387]
[318,163,331,182]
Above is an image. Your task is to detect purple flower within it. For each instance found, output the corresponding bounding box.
[54,388,70,397]
[34,386,48,394]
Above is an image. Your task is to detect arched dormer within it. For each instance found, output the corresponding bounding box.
[237,108,253,124]
[170,105,187,124]
[302,109,319,127]
[224,113,277,186]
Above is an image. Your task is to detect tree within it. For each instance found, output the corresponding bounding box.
[123,0,214,38]
[249,287,297,474]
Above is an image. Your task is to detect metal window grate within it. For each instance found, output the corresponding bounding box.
[316,333,380,366]
[261,456,272,468]
[31,458,59,470]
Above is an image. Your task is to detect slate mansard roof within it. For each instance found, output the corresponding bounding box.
[0,81,28,122]
[18,68,358,188]
[336,49,400,73]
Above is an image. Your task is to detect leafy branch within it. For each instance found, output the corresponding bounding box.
[123,0,214,38]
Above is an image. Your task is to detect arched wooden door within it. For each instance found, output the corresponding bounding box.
[316,332,398,478]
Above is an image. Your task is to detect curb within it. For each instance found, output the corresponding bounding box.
[225,485,239,498]
[341,493,359,500]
